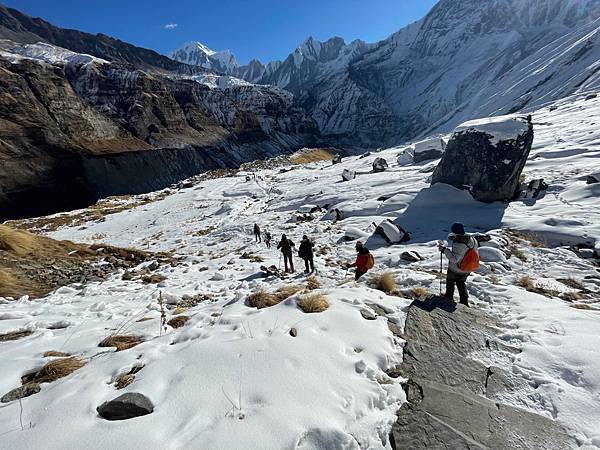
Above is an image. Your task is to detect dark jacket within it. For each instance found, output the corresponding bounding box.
[298,238,314,259]
[277,237,295,254]
[350,247,370,273]
[253,224,260,235]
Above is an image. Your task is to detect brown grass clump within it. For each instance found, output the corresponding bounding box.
[99,335,143,352]
[0,224,93,258]
[43,351,71,357]
[371,272,396,294]
[306,276,322,290]
[114,374,135,390]
[571,303,593,310]
[558,277,586,291]
[173,306,187,315]
[410,286,429,300]
[167,315,190,329]
[32,357,85,383]
[141,274,167,284]
[298,293,330,313]
[560,291,586,302]
[289,148,335,164]
[275,284,303,300]
[0,330,33,341]
[516,275,535,290]
[248,290,279,309]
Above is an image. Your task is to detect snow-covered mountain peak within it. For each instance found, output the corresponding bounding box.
[169,41,238,73]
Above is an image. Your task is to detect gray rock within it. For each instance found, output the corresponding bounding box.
[1,384,41,403]
[342,169,356,182]
[587,172,599,184]
[332,154,343,165]
[431,116,534,202]
[372,157,389,172]
[360,309,377,320]
[413,138,445,163]
[97,392,154,421]
[401,251,422,262]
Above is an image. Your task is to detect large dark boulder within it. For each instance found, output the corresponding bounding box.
[431,116,534,202]
[97,392,154,421]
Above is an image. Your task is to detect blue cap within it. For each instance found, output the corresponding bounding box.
[451,222,465,235]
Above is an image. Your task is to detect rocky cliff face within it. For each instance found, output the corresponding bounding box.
[0,42,318,220]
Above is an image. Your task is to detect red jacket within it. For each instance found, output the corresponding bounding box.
[351,253,369,273]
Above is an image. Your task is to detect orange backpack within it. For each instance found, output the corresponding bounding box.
[459,246,480,272]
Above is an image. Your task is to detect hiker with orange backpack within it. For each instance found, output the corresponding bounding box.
[438,222,479,307]
[347,241,374,281]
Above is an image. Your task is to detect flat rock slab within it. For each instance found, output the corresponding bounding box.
[1,383,41,403]
[390,297,576,449]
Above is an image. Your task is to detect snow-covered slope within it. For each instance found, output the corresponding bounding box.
[169,41,239,74]
[1,92,599,448]
[0,41,108,66]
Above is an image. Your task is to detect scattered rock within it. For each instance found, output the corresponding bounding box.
[375,220,410,244]
[372,157,389,172]
[579,248,595,259]
[360,309,377,320]
[211,272,226,281]
[397,148,414,165]
[342,169,356,182]
[522,178,548,199]
[1,383,41,403]
[413,138,445,163]
[97,392,154,421]
[401,251,422,262]
[585,93,597,100]
[332,154,342,165]
[431,116,534,202]
[289,327,298,337]
[587,172,599,184]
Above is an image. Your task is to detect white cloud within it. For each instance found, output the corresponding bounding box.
[164,23,178,29]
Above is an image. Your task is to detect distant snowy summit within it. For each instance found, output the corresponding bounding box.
[169,41,238,74]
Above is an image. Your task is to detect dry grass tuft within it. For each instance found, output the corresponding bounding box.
[248,290,279,309]
[558,277,586,291]
[167,315,190,329]
[32,357,85,383]
[571,303,593,310]
[114,374,135,390]
[276,284,303,300]
[298,293,330,313]
[141,274,167,284]
[290,148,335,164]
[43,350,71,357]
[0,224,93,259]
[371,272,397,294]
[0,330,33,341]
[306,276,322,290]
[173,306,188,315]
[99,335,143,352]
[516,275,535,290]
[410,286,429,300]
[560,291,586,302]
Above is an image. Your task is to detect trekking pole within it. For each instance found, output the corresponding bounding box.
[439,251,443,296]
[278,253,282,271]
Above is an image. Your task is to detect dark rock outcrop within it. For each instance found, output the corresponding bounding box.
[97,392,154,421]
[372,157,388,172]
[388,297,576,450]
[0,45,318,220]
[431,116,534,202]
[587,172,599,184]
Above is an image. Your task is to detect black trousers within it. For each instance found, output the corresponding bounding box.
[355,270,366,281]
[255,233,261,242]
[303,257,314,273]
[446,270,469,305]
[283,253,294,272]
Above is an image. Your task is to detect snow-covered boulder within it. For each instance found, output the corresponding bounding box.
[298,204,320,214]
[344,227,370,241]
[375,220,410,244]
[431,115,534,202]
[587,172,599,184]
[372,157,389,172]
[413,138,445,163]
[478,247,507,263]
[522,178,548,199]
[342,169,356,182]
[397,148,414,166]
[401,251,422,262]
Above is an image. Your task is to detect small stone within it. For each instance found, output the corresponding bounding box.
[360,309,377,320]
[401,251,422,262]
[289,328,298,337]
[1,384,41,403]
[97,392,154,421]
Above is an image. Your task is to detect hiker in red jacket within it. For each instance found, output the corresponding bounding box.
[348,241,372,280]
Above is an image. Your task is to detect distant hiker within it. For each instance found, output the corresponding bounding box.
[264,230,272,248]
[298,235,315,273]
[348,241,374,281]
[438,222,480,307]
[253,223,261,243]
[277,234,296,273]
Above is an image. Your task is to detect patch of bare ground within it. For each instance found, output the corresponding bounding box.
[99,335,143,352]
[0,330,33,341]
[31,357,86,383]
[289,148,336,165]
[0,224,177,299]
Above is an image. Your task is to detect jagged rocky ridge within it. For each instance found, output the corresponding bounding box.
[172,0,600,145]
[0,41,318,220]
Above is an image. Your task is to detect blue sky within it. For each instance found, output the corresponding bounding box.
[3,0,439,64]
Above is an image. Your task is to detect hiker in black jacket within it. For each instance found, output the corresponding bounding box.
[298,235,315,273]
[253,223,261,243]
[264,230,272,248]
[277,234,295,273]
